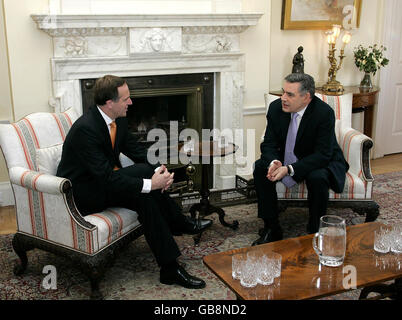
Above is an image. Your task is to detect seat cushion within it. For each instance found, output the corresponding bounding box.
[84,207,140,251]
[276,171,367,200]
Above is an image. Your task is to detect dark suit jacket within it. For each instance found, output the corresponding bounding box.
[57,106,156,213]
[260,96,349,193]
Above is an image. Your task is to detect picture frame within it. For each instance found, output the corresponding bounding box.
[281,0,362,30]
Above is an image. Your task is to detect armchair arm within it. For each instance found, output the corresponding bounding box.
[9,166,95,230]
[339,128,374,182]
[9,166,70,194]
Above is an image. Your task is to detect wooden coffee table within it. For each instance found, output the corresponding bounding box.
[203,222,402,300]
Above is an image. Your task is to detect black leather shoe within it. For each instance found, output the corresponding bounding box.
[180,216,213,235]
[252,227,283,246]
[160,265,206,289]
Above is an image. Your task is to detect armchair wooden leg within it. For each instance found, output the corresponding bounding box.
[78,262,107,300]
[352,201,380,223]
[12,233,33,276]
[80,265,105,300]
[364,202,380,222]
[80,250,116,300]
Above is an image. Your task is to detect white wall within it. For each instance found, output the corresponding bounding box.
[241,0,270,108]
[240,0,270,173]
[0,1,13,122]
[0,1,13,186]
[3,0,53,121]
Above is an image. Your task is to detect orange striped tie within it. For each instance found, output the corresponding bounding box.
[110,121,119,171]
[110,121,116,149]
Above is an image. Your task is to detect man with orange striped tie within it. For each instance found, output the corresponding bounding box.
[57,75,212,289]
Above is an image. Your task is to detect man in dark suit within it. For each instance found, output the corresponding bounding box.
[252,73,349,246]
[57,75,212,289]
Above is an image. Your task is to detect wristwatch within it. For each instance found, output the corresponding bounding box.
[286,165,291,175]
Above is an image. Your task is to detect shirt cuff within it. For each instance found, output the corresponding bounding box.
[141,179,152,193]
[288,165,295,177]
[142,166,161,193]
[269,160,294,176]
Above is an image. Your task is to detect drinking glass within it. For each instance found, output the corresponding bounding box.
[374,226,392,253]
[232,252,247,280]
[390,224,402,254]
[240,257,258,288]
[246,249,260,264]
[312,215,346,267]
[266,251,282,278]
[256,255,274,286]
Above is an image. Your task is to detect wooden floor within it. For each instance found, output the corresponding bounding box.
[370,153,402,175]
[0,206,16,235]
[1,153,402,235]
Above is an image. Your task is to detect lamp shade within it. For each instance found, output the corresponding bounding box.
[342,32,352,44]
[332,25,341,38]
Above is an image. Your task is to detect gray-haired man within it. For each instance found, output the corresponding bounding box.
[252,73,349,245]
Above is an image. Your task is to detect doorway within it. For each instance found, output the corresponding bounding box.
[375,0,402,158]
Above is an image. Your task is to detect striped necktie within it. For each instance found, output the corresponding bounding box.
[109,121,119,171]
[282,113,299,188]
[110,121,116,149]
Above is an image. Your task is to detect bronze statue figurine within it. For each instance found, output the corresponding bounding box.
[292,46,305,74]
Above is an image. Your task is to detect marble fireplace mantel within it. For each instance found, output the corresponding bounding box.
[30,13,263,189]
[31,13,262,30]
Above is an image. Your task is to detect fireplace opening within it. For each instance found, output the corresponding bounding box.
[128,95,188,143]
[81,73,214,191]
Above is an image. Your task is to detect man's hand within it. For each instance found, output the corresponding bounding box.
[267,160,288,182]
[267,160,282,181]
[151,165,174,192]
[269,166,288,182]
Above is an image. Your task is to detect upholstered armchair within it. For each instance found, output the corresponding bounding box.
[262,92,379,222]
[0,108,143,299]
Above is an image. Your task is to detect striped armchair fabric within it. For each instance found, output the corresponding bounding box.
[263,93,379,222]
[0,108,143,299]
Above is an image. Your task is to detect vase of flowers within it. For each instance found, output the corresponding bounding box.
[353,44,389,89]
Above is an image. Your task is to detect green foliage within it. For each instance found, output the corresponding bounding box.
[353,44,389,75]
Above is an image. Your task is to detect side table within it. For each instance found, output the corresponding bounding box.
[269,86,380,138]
[179,140,239,244]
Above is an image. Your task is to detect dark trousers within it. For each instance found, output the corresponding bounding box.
[253,158,331,233]
[104,163,184,267]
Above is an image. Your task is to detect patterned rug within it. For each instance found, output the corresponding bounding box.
[0,171,401,300]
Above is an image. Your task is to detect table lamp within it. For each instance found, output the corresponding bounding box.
[322,25,352,95]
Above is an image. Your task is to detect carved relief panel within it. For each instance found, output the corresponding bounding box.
[129,28,182,54]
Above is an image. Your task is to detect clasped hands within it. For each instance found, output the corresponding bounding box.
[151,164,174,193]
[266,160,288,182]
